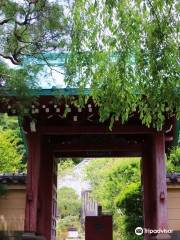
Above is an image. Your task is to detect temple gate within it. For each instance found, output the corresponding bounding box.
[0,88,179,240]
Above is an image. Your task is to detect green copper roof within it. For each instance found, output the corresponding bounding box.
[31,88,90,96]
[23,52,67,67]
[0,88,90,97]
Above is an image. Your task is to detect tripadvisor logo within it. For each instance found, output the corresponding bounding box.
[135,227,143,236]
[135,227,173,236]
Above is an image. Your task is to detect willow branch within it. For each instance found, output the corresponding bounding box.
[147,0,162,33]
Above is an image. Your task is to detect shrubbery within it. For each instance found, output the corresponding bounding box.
[57,187,81,239]
[0,114,25,173]
[167,147,180,172]
[0,129,23,172]
[115,181,143,240]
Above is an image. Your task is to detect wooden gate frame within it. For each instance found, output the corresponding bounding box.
[0,89,178,240]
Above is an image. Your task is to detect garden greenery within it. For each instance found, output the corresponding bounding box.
[57,187,81,239]
[85,158,142,239]
[0,114,25,173]
[167,147,180,172]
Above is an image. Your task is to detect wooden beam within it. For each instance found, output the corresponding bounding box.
[53,142,142,153]
[54,151,142,158]
[24,133,41,233]
[39,125,156,135]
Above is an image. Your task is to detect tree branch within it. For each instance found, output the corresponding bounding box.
[15,2,33,26]
[0,18,13,25]
[0,53,20,65]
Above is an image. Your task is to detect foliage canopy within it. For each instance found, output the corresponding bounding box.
[66,0,180,129]
[0,0,179,130]
[0,0,67,65]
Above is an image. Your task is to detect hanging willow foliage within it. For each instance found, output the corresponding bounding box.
[65,0,180,129]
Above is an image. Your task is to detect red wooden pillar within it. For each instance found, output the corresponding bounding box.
[24,133,41,235]
[153,132,171,239]
[142,133,171,240]
[142,144,156,240]
[37,138,57,240]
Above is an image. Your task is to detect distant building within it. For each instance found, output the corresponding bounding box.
[81,190,98,225]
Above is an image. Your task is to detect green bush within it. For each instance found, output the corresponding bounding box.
[115,181,143,239]
[57,187,81,219]
[0,114,26,173]
[167,147,180,172]
[85,158,141,211]
[0,129,24,173]
[57,215,80,230]
[57,187,81,239]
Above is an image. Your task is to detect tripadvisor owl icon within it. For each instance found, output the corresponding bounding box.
[135,227,144,236]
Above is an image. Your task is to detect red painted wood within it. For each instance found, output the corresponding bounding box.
[24,133,41,233]
[51,159,58,240]
[53,142,143,153]
[37,140,56,240]
[142,143,157,240]
[55,152,141,158]
[85,216,112,240]
[153,132,169,229]
[142,133,169,240]
[39,125,156,135]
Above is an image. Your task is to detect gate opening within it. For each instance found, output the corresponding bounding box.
[56,157,142,240]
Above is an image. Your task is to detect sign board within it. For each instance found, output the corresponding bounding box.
[85,215,112,240]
